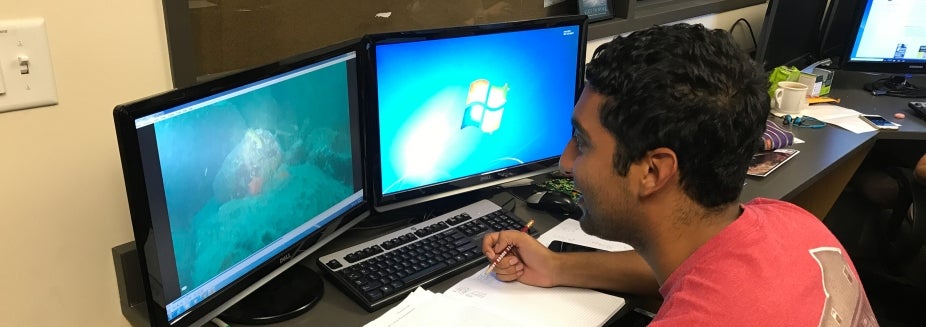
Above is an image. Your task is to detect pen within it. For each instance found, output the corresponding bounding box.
[484,219,534,275]
[211,317,230,327]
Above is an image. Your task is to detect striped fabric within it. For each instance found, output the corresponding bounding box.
[761,120,794,151]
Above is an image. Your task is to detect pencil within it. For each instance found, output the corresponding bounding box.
[484,219,534,275]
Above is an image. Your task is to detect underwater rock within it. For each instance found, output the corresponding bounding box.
[302,127,352,182]
[212,128,282,203]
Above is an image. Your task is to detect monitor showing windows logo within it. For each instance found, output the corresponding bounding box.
[461,79,509,134]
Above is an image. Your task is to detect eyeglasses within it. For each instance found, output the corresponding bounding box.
[782,114,826,129]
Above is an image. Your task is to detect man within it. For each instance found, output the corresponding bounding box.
[482,24,877,326]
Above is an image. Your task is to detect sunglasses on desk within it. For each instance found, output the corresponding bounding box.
[782,115,826,128]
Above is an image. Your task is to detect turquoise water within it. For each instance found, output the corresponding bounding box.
[152,61,355,294]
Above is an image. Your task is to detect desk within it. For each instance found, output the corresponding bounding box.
[261,70,926,327]
[741,70,926,218]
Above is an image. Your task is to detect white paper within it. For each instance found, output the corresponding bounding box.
[368,277,624,327]
[366,219,631,327]
[536,218,634,252]
[446,272,626,327]
[366,287,519,327]
[793,104,878,134]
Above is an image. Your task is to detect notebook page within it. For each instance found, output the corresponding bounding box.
[366,287,526,327]
[445,272,626,327]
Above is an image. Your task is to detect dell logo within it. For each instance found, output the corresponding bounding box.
[279,253,293,264]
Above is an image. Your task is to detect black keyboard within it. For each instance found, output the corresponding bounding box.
[317,199,538,312]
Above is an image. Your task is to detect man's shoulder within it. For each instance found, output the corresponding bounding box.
[743,197,807,211]
[742,197,821,226]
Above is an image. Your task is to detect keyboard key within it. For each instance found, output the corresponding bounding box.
[401,262,448,285]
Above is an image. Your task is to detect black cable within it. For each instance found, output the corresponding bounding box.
[350,216,412,231]
[729,18,758,50]
[499,192,518,213]
[865,75,926,98]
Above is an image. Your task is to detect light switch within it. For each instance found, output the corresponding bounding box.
[0,18,57,113]
[18,55,29,74]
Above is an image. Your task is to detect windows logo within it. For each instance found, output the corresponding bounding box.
[461,79,509,134]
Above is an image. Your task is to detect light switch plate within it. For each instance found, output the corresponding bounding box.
[0,17,57,113]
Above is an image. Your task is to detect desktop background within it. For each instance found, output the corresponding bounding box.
[375,25,580,194]
[850,0,926,61]
[152,61,355,296]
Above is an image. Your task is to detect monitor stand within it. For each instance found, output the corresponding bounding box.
[219,264,324,324]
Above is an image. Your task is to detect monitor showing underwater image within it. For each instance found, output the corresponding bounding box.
[113,41,367,326]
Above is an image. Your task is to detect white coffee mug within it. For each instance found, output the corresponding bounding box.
[775,81,808,115]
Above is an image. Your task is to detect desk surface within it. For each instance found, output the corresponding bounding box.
[258,70,926,327]
[739,70,926,203]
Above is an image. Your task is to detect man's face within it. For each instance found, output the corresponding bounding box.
[559,88,645,244]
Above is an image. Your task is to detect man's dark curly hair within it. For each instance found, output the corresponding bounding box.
[584,23,769,209]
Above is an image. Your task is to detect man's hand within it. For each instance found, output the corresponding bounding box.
[482,230,558,287]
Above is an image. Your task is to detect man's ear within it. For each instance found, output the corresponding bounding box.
[639,147,678,197]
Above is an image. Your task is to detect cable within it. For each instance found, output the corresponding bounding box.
[865,75,926,98]
[729,18,758,50]
[499,192,518,213]
[350,217,411,231]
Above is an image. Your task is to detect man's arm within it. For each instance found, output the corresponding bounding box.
[551,250,660,296]
[482,230,660,297]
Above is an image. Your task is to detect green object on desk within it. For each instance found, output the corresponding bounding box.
[768,65,802,98]
[541,177,579,200]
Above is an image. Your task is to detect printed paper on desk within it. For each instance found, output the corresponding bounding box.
[537,218,634,252]
[366,287,521,327]
[367,219,630,327]
[446,272,626,327]
[800,104,877,133]
[366,279,625,327]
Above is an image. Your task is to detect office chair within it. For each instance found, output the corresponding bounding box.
[857,166,926,326]
[880,167,925,267]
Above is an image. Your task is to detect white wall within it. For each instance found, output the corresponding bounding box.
[0,1,171,326]
[0,2,765,326]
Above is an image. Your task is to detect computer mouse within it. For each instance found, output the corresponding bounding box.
[525,191,582,218]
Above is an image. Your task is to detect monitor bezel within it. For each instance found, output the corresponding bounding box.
[841,0,926,75]
[113,39,369,327]
[753,0,829,72]
[362,15,588,213]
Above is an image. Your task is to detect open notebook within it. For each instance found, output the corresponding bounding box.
[366,219,630,327]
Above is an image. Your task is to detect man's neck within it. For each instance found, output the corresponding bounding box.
[638,196,743,286]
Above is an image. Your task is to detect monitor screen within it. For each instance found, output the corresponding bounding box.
[366,16,587,212]
[754,0,829,72]
[113,41,368,326]
[844,0,926,74]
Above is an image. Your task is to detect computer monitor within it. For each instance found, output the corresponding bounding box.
[843,0,926,75]
[365,15,587,212]
[113,40,368,327]
[754,0,830,72]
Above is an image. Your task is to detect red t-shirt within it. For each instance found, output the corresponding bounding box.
[650,198,877,326]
